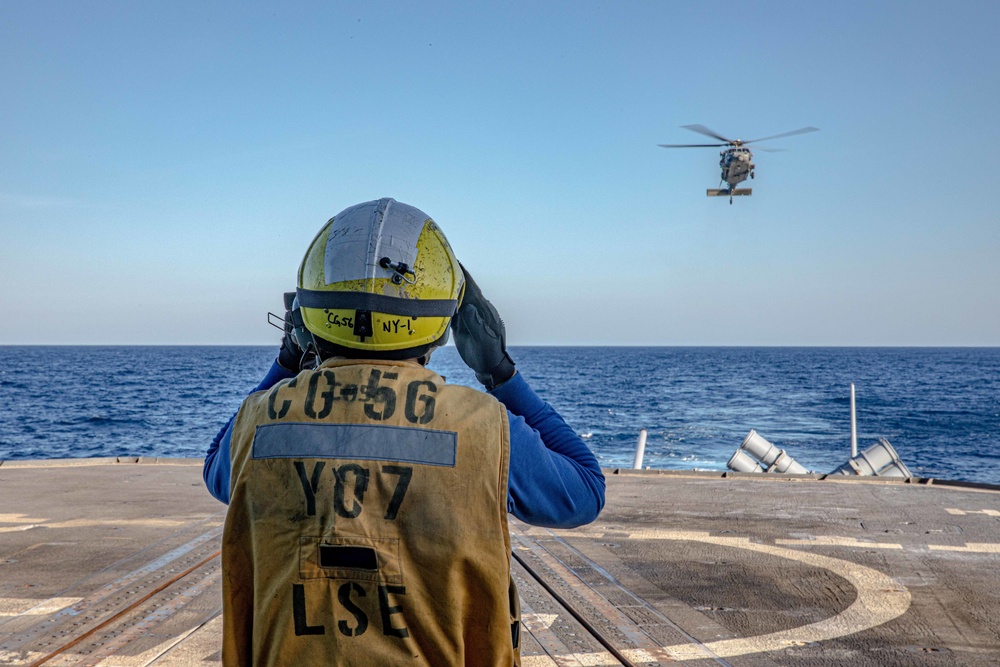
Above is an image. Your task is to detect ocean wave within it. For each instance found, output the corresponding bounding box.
[54,415,150,428]
[0,378,29,390]
[1,346,997,484]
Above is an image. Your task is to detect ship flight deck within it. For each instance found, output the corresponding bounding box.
[0,459,998,666]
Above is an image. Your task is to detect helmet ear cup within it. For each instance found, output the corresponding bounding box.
[282,292,313,352]
[289,296,313,352]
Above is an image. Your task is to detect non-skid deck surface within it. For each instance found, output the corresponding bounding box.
[1,460,998,666]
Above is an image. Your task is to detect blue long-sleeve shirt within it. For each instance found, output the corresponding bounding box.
[203,360,605,528]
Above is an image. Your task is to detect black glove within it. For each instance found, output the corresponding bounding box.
[450,264,516,390]
[277,328,305,373]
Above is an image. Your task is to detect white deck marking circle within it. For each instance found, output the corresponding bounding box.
[623,530,911,660]
[521,530,913,664]
[775,536,903,549]
[928,542,1000,553]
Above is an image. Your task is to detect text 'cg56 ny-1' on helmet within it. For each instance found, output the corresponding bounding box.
[297,198,465,360]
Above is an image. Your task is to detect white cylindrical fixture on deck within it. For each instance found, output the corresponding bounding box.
[632,429,647,469]
[831,438,912,479]
[733,430,811,474]
[740,429,782,467]
[770,450,810,475]
[850,383,858,458]
[860,438,911,477]
[727,449,764,473]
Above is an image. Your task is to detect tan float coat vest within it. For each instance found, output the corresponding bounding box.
[223,359,519,666]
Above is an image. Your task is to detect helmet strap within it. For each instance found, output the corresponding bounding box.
[301,337,320,370]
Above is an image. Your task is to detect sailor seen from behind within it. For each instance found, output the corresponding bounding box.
[203,198,605,666]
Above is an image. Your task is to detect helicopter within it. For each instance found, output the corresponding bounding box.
[659,124,819,203]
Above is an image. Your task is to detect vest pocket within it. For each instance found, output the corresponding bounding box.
[319,544,378,570]
[300,535,402,584]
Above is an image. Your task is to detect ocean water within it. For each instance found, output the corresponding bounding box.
[0,346,997,484]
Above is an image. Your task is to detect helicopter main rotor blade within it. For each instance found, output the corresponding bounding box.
[750,146,787,153]
[657,143,726,148]
[745,126,819,144]
[680,124,734,144]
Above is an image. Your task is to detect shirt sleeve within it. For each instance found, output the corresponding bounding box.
[490,372,606,528]
[203,359,296,504]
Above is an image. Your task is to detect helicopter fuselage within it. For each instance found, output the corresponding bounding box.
[720,146,754,188]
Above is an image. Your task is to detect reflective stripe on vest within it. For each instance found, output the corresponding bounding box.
[222,359,519,666]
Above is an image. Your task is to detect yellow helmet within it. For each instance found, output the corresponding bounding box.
[297,198,464,358]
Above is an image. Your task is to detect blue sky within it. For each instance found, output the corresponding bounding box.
[2,1,997,345]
